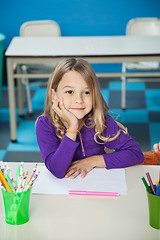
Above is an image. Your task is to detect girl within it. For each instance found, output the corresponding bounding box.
[36,58,144,179]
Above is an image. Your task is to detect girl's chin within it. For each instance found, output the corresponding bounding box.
[70,111,86,120]
[72,114,85,120]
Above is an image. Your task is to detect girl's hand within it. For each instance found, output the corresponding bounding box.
[65,157,95,179]
[52,96,79,129]
[65,155,106,179]
[153,142,160,153]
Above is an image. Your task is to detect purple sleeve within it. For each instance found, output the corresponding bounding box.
[102,115,144,169]
[36,116,79,178]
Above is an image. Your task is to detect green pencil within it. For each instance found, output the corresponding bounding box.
[16,164,20,188]
[141,177,152,194]
[5,174,15,192]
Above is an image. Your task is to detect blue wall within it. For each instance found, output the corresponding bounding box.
[0,0,160,83]
[0,0,160,49]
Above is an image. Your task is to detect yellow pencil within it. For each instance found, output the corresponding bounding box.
[0,170,12,193]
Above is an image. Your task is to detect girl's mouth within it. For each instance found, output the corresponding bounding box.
[71,108,85,111]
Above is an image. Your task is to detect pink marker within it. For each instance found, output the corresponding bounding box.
[68,190,119,197]
[29,164,37,182]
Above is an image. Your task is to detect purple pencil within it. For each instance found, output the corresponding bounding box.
[146,172,156,195]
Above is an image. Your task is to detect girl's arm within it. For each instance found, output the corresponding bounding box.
[36,95,82,179]
[103,139,144,169]
[36,116,80,178]
[65,135,144,179]
[36,117,105,179]
[65,116,144,179]
[102,116,144,169]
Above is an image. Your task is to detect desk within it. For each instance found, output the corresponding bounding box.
[5,36,160,141]
[0,163,160,240]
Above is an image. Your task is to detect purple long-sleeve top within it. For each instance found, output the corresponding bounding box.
[36,114,144,178]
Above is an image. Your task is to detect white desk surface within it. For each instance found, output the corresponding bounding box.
[5,36,160,57]
[0,163,160,240]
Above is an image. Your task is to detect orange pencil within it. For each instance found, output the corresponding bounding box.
[155,180,159,186]
[0,170,12,193]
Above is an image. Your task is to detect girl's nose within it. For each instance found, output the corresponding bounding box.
[74,94,83,103]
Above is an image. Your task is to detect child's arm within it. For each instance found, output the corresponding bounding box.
[153,142,160,153]
[36,96,84,179]
[65,137,144,179]
[102,115,144,169]
[36,116,80,179]
[65,115,144,179]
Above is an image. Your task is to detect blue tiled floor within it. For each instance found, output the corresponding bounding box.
[108,81,146,91]
[0,79,160,162]
[7,121,39,151]
[146,89,160,110]
[149,123,160,150]
[112,109,148,123]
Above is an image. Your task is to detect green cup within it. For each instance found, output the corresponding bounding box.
[2,188,31,225]
[147,190,160,229]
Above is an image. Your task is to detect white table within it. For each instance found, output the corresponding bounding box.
[5,36,160,141]
[0,163,160,240]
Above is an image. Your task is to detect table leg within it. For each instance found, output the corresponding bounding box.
[121,76,126,110]
[121,64,126,110]
[6,59,17,142]
[17,65,24,117]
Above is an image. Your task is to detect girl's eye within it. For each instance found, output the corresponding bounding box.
[66,90,73,95]
[84,91,90,95]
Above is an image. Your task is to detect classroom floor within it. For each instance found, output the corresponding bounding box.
[0,78,160,163]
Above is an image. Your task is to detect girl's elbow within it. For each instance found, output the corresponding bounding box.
[45,157,67,179]
[50,169,66,179]
[54,173,66,179]
[135,151,144,165]
[139,153,144,164]
[50,165,67,179]
[141,153,144,163]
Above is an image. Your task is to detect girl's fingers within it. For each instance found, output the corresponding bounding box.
[81,170,87,179]
[59,97,64,109]
[59,98,69,114]
[65,168,77,178]
[52,99,62,114]
[65,166,87,179]
[70,170,81,179]
[65,167,82,179]
[53,98,66,115]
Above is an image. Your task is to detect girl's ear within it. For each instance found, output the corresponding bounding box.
[50,89,57,102]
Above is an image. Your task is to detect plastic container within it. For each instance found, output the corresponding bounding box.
[0,33,5,108]
[147,190,160,229]
[2,188,31,225]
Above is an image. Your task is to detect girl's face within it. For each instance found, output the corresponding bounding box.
[53,70,93,120]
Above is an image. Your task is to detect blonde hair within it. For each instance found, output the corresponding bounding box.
[43,58,127,142]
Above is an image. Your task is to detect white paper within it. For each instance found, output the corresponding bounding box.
[32,166,127,195]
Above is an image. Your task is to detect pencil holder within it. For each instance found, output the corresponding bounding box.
[147,190,160,230]
[2,188,31,225]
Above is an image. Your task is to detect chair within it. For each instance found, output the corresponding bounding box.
[19,20,61,115]
[121,18,160,110]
